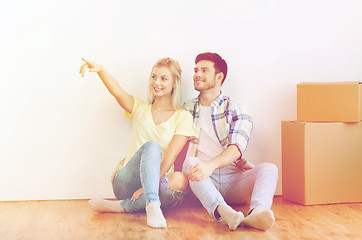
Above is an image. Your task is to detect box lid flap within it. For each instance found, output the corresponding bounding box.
[298,81,361,85]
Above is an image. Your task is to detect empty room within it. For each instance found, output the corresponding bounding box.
[1,0,361,239]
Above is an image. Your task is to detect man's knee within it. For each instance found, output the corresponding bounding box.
[167,172,189,191]
[182,157,201,174]
[257,163,278,177]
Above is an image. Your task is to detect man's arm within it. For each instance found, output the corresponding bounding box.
[188,100,253,181]
[187,144,240,181]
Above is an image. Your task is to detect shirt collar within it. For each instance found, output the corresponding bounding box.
[212,91,225,108]
[196,91,225,109]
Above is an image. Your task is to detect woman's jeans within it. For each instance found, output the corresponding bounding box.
[112,141,186,212]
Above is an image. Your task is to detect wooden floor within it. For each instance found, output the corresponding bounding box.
[0,196,361,240]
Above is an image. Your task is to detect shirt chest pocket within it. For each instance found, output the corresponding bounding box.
[214,116,231,144]
[223,119,231,142]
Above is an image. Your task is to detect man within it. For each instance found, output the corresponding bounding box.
[182,52,278,231]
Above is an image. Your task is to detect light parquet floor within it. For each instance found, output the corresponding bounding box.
[0,196,361,240]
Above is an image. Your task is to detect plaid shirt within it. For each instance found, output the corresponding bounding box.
[183,92,254,169]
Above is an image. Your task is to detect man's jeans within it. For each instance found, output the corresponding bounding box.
[112,141,186,212]
[183,157,278,221]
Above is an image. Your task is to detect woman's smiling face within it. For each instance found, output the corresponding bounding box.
[150,66,174,98]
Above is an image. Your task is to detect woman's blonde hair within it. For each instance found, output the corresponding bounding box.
[148,57,182,109]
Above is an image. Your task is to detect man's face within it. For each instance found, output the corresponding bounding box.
[193,60,220,92]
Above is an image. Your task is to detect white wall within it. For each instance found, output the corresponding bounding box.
[1,0,361,201]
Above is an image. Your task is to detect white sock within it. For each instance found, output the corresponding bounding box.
[88,198,124,213]
[217,204,244,231]
[145,201,167,229]
[243,207,275,230]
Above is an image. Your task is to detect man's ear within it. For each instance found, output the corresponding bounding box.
[216,72,224,83]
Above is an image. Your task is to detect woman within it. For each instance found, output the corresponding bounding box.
[79,57,194,228]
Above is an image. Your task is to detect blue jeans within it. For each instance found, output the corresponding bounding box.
[112,141,186,212]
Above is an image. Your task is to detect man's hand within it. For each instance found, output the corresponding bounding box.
[188,161,215,181]
[131,188,144,201]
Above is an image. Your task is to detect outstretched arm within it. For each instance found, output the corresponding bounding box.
[79,58,134,113]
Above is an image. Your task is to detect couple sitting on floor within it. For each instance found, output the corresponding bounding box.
[80,52,278,231]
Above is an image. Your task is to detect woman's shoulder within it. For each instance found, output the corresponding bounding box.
[133,96,151,112]
[174,107,193,122]
[133,96,147,105]
[175,107,191,115]
[125,96,148,119]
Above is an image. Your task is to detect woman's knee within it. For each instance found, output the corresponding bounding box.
[167,172,189,191]
[142,141,161,150]
[141,141,162,155]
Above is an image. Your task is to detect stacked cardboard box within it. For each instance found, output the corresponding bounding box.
[282,82,362,205]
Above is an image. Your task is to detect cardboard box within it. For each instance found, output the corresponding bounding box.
[281,121,362,205]
[297,81,362,122]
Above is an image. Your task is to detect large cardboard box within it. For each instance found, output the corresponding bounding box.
[281,121,362,205]
[297,81,362,122]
